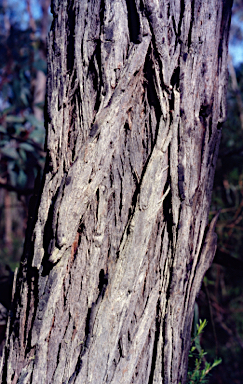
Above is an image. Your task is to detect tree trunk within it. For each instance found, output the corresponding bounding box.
[0,1,232,383]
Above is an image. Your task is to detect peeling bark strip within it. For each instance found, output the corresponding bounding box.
[0,1,232,383]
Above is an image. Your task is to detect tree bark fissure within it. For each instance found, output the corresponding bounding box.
[1,1,232,383]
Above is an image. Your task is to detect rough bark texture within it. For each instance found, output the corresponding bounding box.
[0,1,232,383]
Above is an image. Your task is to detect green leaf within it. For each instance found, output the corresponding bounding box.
[0,139,9,146]
[20,88,29,106]
[19,148,27,162]
[17,169,27,187]
[211,358,222,369]
[33,58,47,73]
[5,115,25,123]
[28,127,45,145]
[0,125,6,133]
[34,101,44,109]
[187,319,222,383]
[0,106,14,116]
[19,142,35,152]
[0,146,19,159]
[197,319,207,335]
[8,169,17,187]
[26,114,43,128]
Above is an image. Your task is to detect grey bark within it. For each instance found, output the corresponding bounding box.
[0,1,232,383]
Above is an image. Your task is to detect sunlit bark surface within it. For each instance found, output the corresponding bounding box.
[0,1,232,383]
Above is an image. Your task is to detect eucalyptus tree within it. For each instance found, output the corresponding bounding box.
[0,0,233,383]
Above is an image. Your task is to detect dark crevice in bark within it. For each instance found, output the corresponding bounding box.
[177,0,185,41]
[96,188,99,221]
[25,268,39,356]
[144,51,160,113]
[171,66,180,89]
[119,177,123,217]
[99,0,106,46]
[161,312,167,382]
[118,338,124,358]
[82,306,93,355]
[41,257,56,276]
[71,350,82,382]
[167,2,170,19]
[200,126,207,167]
[125,0,141,44]
[43,200,57,255]
[148,298,161,384]
[143,53,162,157]
[199,103,212,130]
[66,1,75,73]
[129,162,139,188]
[66,74,80,155]
[98,269,108,298]
[207,116,213,142]
[22,170,43,264]
[89,47,102,118]
[218,0,233,66]
[41,184,69,274]
[79,269,109,365]
[178,163,185,201]
[162,188,174,246]
[52,342,62,381]
[1,340,9,381]
[187,0,195,49]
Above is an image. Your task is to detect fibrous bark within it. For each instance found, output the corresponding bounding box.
[0,1,232,383]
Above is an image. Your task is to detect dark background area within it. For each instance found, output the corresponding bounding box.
[0,1,243,382]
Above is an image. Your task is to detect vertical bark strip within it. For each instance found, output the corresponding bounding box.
[1,1,232,383]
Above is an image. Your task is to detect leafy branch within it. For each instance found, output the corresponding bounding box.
[186,319,222,384]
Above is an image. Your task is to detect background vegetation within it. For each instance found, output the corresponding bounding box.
[0,1,242,382]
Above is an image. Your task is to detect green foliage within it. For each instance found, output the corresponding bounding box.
[0,113,45,188]
[0,3,48,271]
[0,26,46,190]
[187,319,222,384]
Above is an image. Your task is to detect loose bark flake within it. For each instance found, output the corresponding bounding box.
[0,1,233,384]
